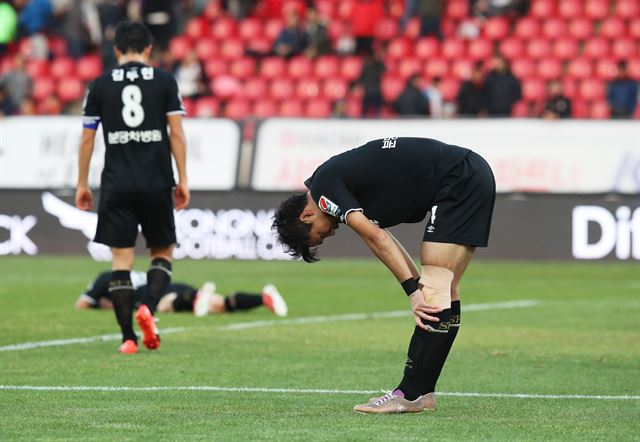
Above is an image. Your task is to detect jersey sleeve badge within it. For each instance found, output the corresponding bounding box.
[318,195,343,220]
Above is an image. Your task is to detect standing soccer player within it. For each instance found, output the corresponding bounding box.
[273,137,495,413]
[76,21,189,354]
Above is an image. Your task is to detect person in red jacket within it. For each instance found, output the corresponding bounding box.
[350,0,384,55]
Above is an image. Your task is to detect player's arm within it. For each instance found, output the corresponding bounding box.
[167,114,190,210]
[386,229,420,281]
[75,128,96,210]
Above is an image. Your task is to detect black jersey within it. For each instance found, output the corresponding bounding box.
[82,61,186,191]
[304,137,470,228]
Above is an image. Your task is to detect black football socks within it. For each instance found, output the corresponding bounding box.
[223,292,264,312]
[145,257,172,313]
[109,270,136,342]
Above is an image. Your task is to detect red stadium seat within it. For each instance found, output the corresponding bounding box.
[243,78,268,100]
[552,38,579,60]
[558,0,582,18]
[0,57,14,76]
[628,59,640,80]
[347,98,362,117]
[50,57,74,79]
[32,77,55,101]
[600,17,626,39]
[261,57,286,79]
[571,99,588,118]
[579,79,605,101]
[219,39,244,60]
[526,39,551,59]
[595,59,619,81]
[305,98,332,118]
[340,56,363,81]
[499,38,525,60]
[542,17,567,39]
[195,38,218,60]
[522,78,546,102]
[181,97,194,116]
[561,77,578,98]
[530,0,555,18]
[441,39,466,60]
[327,20,346,41]
[323,78,348,100]
[585,0,609,19]
[203,1,222,21]
[212,17,237,40]
[224,99,251,119]
[230,57,256,77]
[616,0,640,18]
[287,56,313,78]
[511,100,530,117]
[375,17,399,41]
[439,78,460,102]
[404,18,421,39]
[612,39,637,59]
[425,58,449,78]
[37,96,62,115]
[583,38,610,59]
[245,36,272,53]
[468,38,493,60]
[204,59,228,77]
[194,97,220,117]
[297,78,321,99]
[451,58,474,79]
[270,78,295,99]
[590,100,611,119]
[57,78,84,102]
[511,58,536,79]
[398,58,422,78]
[48,36,67,57]
[315,0,336,19]
[238,17,263,40]
[381,76,405,102]
[253,99,278,118]
[169,36,192,61]
[483,17,510,40]
[264,19,284,41]
[387,38,413,60]
[537,59,562,80]
[337,0,356,20]
[77,55,102,82]
[25,59,49,78]
[629,19,640,39]
[185,18,208,40]
[388,0,405,19]
[446,0,469,19]
[279,99,304,117]
[314,56,339,78]
[567,58,594,79]
[415,38,440,59]
[568,18,593,40]
[514,17,540,40]
[211,75,242,99]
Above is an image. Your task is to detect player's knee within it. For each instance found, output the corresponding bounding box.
[418,265,454,309]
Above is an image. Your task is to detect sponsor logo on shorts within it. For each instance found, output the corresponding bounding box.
[318,196,341,218]
[427,205,438,233]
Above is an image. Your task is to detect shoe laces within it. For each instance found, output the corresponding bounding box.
[373,390,398,406]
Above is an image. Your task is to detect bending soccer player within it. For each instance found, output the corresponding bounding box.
[76,21,189,354]
[273,137,495,414]
[75,271,288,317]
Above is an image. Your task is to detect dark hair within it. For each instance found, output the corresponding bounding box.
[114,21,152,54]
[272,193,319,263]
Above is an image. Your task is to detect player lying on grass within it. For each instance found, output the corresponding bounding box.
[273,137,495,414]
[75,271,288,318]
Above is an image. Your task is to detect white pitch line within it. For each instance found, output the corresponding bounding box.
[0,300,539,352]
[0,385,637,401]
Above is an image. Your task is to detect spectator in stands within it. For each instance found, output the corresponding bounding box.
[484,55,521,117]
[0,1,18,53]
[173,49,209,100]
[417,0,443,39]
[471,0,528,18]
[0,84,16,115]
[18,96,36,115]
[336,23,355,56]
[55,0,101,59]
[424,76,444,118]
[350,0,383,56]
[353,51,385,117]
[0,54,32,110]
[542,80,571,120]
[400,0,416,28]
[303,6,331,59]
[393,74,430,116]
[331,99,349,118]
[273,10,306,58]
[137,0,178,52]
[456,63,488,117]
[222,0,256,20]
[15,0,53,36]
[607,61,639,119]
[39,94,62,114]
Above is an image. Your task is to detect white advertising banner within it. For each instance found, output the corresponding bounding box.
[0,117,241,190]
[252,119,640,193]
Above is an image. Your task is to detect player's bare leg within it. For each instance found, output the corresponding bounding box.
[110,247,138,354]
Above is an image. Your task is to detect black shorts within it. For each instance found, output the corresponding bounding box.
[94,189,176,248]
[423,150,496,247]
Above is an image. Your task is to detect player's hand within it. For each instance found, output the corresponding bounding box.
[408,290,442,331]
[75,186,93,211]
[174,182,190,211]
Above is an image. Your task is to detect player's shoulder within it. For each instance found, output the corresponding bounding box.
[148,66,178,84]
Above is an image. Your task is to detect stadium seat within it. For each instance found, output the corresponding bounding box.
[181,97,194,116]
[195,38,218,60]
[375,17,399,41]
[50,57,75,79]
[612,39,637,59]
[185,18,208,40]
[595,59,618,81]
[340,56,363,81]
[568,18,593,40]
[264,18,284,41]
[558,0,582,18]
[530,0,555,18]
[561,77,578,98]
[511,100,530,117]
[230,57,256,77]
[204,59,228,77]
[270,78,295,99]
[499,38,525,60]
[212,17,237,40]
[346,98,362,117]
[305,98,332,118]
[388,0,405,19]
[552,38,579,60]
[253,99,278,118]
[48,36,67,57]
[616,0,640,18]
[32,77,55,101]
[398,58,422,78]
[381,76,405,102]
[169,36,192,60]
[584,0,609,20]
[522,78,546,102]
[314,56,339,78]
[567,58,594,79]
[315,0,336,19]
[76,55,102,82]
[279,99,304,117]
[537,59,562,80]
[446,0,469,19]
[260,57,286,79]
[579,79,605,101]
[590,100,611,119]
[287,56,313,78]
[244,36,272,53]
[239,17,263,40]
[439,78,460,102]
[37,96,62,115]
[193,97,220,117]
[629,18,640,39]
[403,18,421,39]
[0,57,14,76]
[414,37,440,59]
[224,99,251,119]
[243,77,268,100]
[323,78,348,100]
[57,78,84,102]
[203,1,222,21]
[514,17,540,40]
[583,38,610,59]
[526,39,551,59]
[600,17,626,39]
[542,17,567,39]
[387,38,413,60]
[571,99,588,118]
[219,39,244,59]
[511,58,536,78]
[425,58,449,78]
[211,75,242,99]
[297,78,321,99]
[451,58,474,79]
[468,38,493,60]
[483,17,510,40]
[25,59,49,78]
[627,59,640,80]
[441,39,466,60]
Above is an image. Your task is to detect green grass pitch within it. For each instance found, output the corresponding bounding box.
[0,257,638,441]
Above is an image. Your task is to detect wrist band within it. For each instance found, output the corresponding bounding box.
[401,278,419,296]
